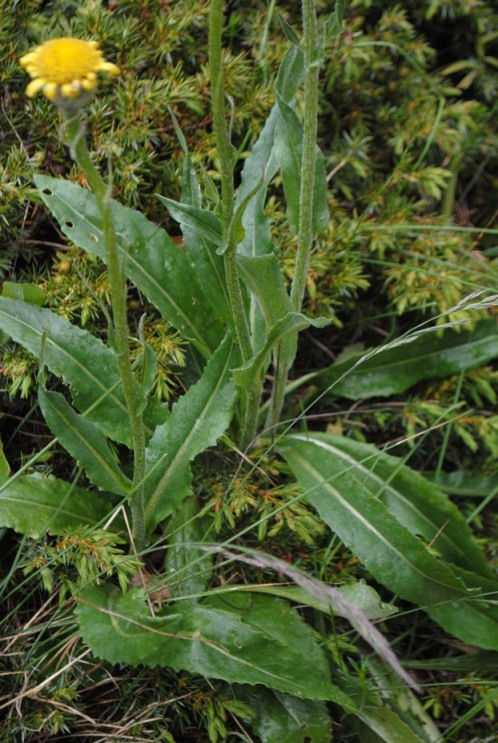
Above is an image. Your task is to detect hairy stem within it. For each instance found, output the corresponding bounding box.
[63,113,147,551]
[290,0,320,312]
[209,0,258,446]
[269,0,320,430]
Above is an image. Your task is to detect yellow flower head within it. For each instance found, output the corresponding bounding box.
[19,37,120,105]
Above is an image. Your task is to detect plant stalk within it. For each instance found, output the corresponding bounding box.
[63,113,147,550]
[268,0,320,430]
[209,0,258,446]
[290,0,320,313]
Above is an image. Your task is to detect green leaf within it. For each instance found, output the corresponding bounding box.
[137,343,157,403]
[353,658,443,743]
[278,14,301,46]
[325,0,346,38]
[237,253,295,360]
[164,496,213,600]
[250,582,397,621]
[214,548,417,691]
[422,469,498,497]
[337,581,399,620]
[407,651,498,673]
[0,297,133,446]
[0,438,10,482]
[0,474,124,538]
[316,318,498,399]
[169,106,203,209]
[278,432,498,650]
[337,657,442,743]
[169,110,230,332]
[236,686,332,743]
[237,254,293,334]
[39,386,132,497]
[339,672,432,743]
[278,433,469,608]
[234,49,303,261]
[35,176,223,357]
[144,335,239,533]
[299,434,490,577]
[276,44,304,101]
[77,584,354,708]
[427,564,498,651]
[157,195,233,330]
[2,281,46,306]
[156,196,223,249]
[233,313,309,391]
[274,96,329,235]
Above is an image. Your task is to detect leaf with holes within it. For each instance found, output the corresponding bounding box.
[35,176,224,358]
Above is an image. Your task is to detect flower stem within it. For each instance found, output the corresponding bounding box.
[209,0,258,446]
[290,0,320,313]
[63,113,147,551]
[267,0,320,431]
[208,0,251,362]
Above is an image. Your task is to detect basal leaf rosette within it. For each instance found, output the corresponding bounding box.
[19,37,120,109]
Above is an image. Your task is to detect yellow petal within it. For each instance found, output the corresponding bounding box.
[100,62,120,76]
[43,82,59,101]
[81,76,97,92]
[26,78,46,98]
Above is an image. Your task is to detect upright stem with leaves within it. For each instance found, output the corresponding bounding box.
[268,0,321,430]
[290,0,320,311]
[208,0,260,447]
[63,113,147,551]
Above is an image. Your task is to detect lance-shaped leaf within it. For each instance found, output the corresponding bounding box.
[169,112,231,330]
[290,434,490,577]
[0,297,133,446]
[237,254,293,331]
[315,318,498,399]
[0,474,124,538]
[39,386,132,497]
[212,548,417,691]
[144,335,239,533]
[236,43,304,259]
[76,584,355,708]
[157,198,224,251]
[237,253,296,363]
[35,176,223,357]
[158,196,233,330]
[278,432,498,650]
[278,433,469,608]
[233,313,309,391]
[274,96,329,235]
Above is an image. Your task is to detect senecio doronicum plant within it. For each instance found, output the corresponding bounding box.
[3,1,498,737]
